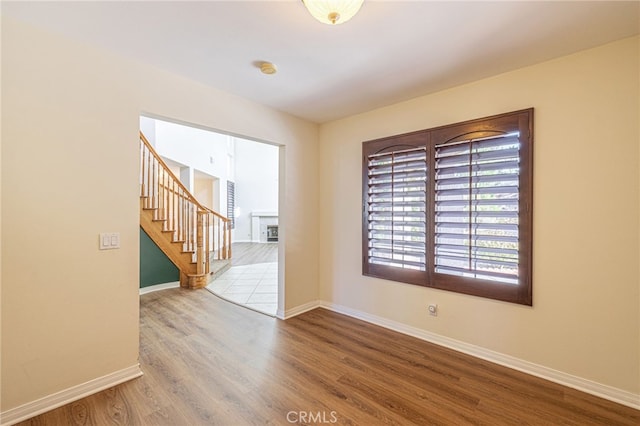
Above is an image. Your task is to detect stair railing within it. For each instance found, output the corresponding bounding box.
[139,132,231,277]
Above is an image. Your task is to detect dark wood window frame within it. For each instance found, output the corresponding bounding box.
[362,109,533,305]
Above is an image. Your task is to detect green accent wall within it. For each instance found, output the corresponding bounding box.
[140,228,179,288]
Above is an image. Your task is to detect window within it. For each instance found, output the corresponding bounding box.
[362,109,533,305]
[227,181,235,229]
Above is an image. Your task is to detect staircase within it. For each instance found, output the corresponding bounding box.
[139,132,232,289]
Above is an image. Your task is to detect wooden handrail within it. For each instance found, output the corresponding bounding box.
[154,180,230,223]
[141,133,206,211]
[201,205,231,223]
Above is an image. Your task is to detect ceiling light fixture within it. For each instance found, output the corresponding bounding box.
[260,62,277,75]
[302,0,364,25]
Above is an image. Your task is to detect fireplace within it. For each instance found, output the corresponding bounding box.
[267,225,279,242]
[251,212,278,243]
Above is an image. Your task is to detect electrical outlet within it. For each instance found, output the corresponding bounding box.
[428,304,438,316]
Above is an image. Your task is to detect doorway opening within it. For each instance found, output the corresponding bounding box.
[139,115,281,316]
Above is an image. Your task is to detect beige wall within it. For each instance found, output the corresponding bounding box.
[319,37,640,394]
[2,12,638,413]
[194,176,215,211]
[1,17,319,411]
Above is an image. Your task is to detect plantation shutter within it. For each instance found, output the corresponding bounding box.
[363,108,532,305]
[227,181,235,229]
[366,146,428,272]
[434,133,521,285]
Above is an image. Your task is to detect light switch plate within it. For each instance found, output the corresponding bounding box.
[99,232,120,250]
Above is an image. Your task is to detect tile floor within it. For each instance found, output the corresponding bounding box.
[206,262,278,316]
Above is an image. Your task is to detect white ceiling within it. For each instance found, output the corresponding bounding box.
[4,1,639,123]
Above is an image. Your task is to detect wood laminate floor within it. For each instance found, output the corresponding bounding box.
[231,242,278,267]
[18,288,640,425]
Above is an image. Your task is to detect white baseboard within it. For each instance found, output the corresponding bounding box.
[283,300,321,319]
[317,301,640,410]
[232,239,278,244]
[139,281,180,295]
[0,364,143,426]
